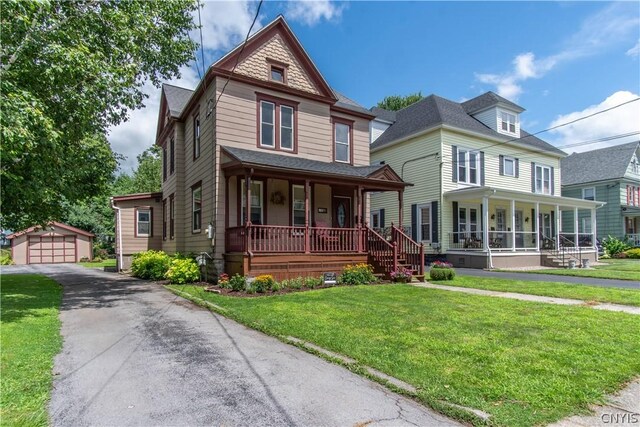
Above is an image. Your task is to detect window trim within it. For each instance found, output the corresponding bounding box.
[332,117,354,164]
[457,147,480,185]
[256,92,299,153]
[162,145,167,181]
[270,65,286,83]
[162,199,167,240]
[503,156,516,177]
[370,210,381,230]
[280,105,295,152]
[169,194,175,240]
[193,114,201,161]
[534,164,552,195]
[499,110,517,135]
[417,204,432,243]
[192,182,202,233]
[169,138,175,175]
[240,179,265,225]
[582,187,595,201]
[135,207,152,238]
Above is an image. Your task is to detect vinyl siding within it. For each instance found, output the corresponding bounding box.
[471,107,521,138]
[114,199,163,256]
[562,183,623,240]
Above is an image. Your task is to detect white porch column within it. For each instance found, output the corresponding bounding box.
[534,202,540,251]
[555,204,561,250]
[574,206,579,248]
[591,208,597,249]
[482,196,489,250]
[511,199,516,251]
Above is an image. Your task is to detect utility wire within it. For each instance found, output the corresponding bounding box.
[197,0,206,80]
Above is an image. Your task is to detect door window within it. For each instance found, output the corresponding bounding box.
[241,180,263,224]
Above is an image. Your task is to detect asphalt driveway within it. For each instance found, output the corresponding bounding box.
[8,264,456,426]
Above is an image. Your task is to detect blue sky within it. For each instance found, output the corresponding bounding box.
[109,1,640,170]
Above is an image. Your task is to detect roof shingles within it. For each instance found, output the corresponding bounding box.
[561,141,640,186]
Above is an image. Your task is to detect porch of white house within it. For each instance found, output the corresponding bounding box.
[443,187,605,269]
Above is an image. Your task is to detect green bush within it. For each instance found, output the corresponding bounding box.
[229,274,247,292]
[340,263,376,286]
[165,258,200,284]
[92,257,103,263]
[602,236,631,257]
[305,276,322,288]
[0,252,13,265]
[623,248,640,259]
[429,267,456,281]
[253,275,275,293]
[130,250,171,280]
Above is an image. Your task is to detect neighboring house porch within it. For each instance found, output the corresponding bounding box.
[220,147,421,280]
[623,207,640,246]
[443,187,604,268]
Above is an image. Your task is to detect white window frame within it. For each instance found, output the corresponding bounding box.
[503,156,515,177]
[458,205,480,238]
[582,187,595,201]
[418,204,431,242]
[259,101,275,148]
[499,110,517,134]
[193,115,201,159]
[280,105,294,151]
[334,122,350,163]
[581,218,592,234]
[136,209,151,237]
[241,180,264,225]
[192,185,202,232]
[535,164,552,195]
[457,148,480,185]
[370,210,381,230]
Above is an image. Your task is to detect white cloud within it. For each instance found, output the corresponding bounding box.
[548,91,640,152]
[627,40,640,57]
[107,1,263,172]
[476,3,639,100]
[285,0,344,26]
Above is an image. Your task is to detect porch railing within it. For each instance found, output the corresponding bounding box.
[627,234,640,247]
[391,224,424,276]
[366,226,397,276]
[448,232,483,250]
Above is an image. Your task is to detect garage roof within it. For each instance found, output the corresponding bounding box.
[7,222,94,239]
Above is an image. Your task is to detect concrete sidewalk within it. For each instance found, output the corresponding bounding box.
[455,268,640,289]
[413,283,640,315]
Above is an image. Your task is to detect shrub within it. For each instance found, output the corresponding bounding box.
[79,257,90,263]
[229,274,247,292]
[431,260,453,269]
[340,263,376,286]
[390,266,412,282]
[253,274,275,293]
[623,248,640,259]
[130,250,171,280]
[602,236,631,257]
[93,247,109,260]
[218,273,230,288]
[305,276,322,288]
[165,258,200,284]
[429,267,455,281]
[0,253,13,265]
[92,257,103,263]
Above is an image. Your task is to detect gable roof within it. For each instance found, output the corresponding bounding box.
[370,93,565,157]
[561,141,640,186]
[163,84,194,118]
[7,222,94,239]
[462,91,525,114]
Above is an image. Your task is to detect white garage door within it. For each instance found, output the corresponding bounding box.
[28,235,76,264]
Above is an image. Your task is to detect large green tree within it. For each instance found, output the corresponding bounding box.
[377,92,423,111]
[1,0,197,230]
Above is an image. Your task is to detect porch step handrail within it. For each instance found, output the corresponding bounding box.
[390,223,425,276]
[365,226,398,278]
[541,233,583,267]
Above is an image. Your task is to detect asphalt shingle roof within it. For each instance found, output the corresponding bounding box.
[222,146,384,178]
[333,90,373,116]
[370,93,565,156]
[163,84,194,117]
[370,107,397,123]
[561,141,640,186]
[461,91,525,114]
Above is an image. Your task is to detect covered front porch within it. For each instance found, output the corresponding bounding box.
[443,187,605,268]
[220,146,417,279]
[623,206,640,246]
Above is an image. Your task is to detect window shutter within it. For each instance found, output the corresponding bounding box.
[452,146,458,182]
[499,155,504,176]
[515,158,520,178]
[531,208,536,232]
[480,151,485,186]
[531,162,536,193]
[550,167,555,195]
[411,204,418,241]
[452,201,459,243]
[551,210,556,237]
[380,209,385,229]
[431,201,438,243]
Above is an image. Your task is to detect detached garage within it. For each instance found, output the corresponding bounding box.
[8,222,94,265]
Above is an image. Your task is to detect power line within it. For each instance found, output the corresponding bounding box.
[195,0,205,80]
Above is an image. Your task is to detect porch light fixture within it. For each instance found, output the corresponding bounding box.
[525,217,530,223]
[491,214,495,220]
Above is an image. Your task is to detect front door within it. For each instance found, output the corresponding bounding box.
[333,197,351,228]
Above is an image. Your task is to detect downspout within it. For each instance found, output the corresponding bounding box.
[110,197,124,271]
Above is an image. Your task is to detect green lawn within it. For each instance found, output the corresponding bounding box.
[431,276,640,306]
[168,284,640,427]
[77,258,116,268]
[516,259,640,281]
[1,274,63,426]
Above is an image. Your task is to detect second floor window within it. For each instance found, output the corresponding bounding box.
[280,106,294,151]
[169,138,175,174]
[458,149,479,185]
[162,146,167,181]
[192,184,202,232]
[503,156,515,176]
[260,101,275,148]
[535,165,551,195]
[193,115,200,160]
[582,187,595,201]
[500,111,517,134]
[258,98,296,151]
[334,122,351,163]
[136,209,151,237]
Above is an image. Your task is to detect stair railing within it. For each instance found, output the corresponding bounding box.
[365,226,398,277]
[390,223,425,276]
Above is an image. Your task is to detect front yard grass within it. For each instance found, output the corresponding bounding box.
[1,274,63,426]
[77,258,116,268]
[517,259,640,281]
[167,284,640,427]
[431,276,640,306]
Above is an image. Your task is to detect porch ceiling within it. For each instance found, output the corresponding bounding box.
[444,186,606,209]
[220,146,408,191]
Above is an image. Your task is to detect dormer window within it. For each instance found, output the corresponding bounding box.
[270,66,284,83]
[500,111,517,134]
